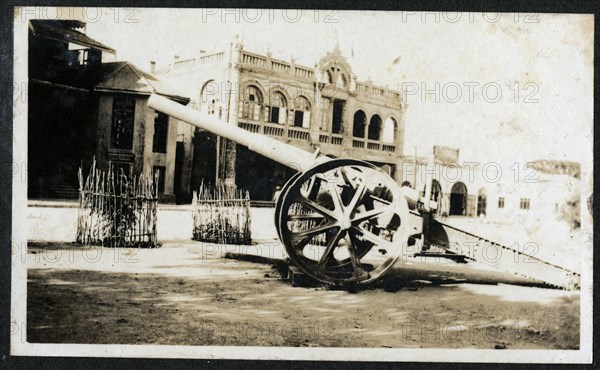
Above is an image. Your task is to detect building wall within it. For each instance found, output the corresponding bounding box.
[400,157,580,227]
[96,93,178,198]
[160,43,407,200]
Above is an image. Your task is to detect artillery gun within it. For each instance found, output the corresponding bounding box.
[148,94,580,290]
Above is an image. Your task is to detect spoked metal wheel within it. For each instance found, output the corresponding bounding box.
[277,159,410,286]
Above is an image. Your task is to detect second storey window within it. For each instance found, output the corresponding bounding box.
[111,97,135,150]
[498,197,505,209]
[153,111,168,153]
[519,198,530,210]
[293,96,311,128]
[267,92,287,125]
[331,99,344,134]
[240,85,263,121]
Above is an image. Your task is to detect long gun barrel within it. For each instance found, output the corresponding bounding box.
[148,94,579,290]
[148,94,327,173]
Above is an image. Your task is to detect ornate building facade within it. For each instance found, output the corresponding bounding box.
[161,37,406,201]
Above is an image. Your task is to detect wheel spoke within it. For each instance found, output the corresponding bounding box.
[347,180,368,214]
[315,228,344,270]
[351,225,394,249]
[298,194,336,220]
[351,204,395,224]
[326,179,344,213]
[290,222,337,244]
[345,232,368,278]
[287,213,326,221]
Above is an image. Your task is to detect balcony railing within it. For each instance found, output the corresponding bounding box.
[288,128,310,141]
[241,51,315,80]
[367,141,381,151]
[331,134,343,146]
[239,121,260,133]
[242,52,267,67]
[271,61,291,74]
[237,120,395,154]
[173,58,195,70]
[294,66,313,79]
[264,123,284,137]
[199,52,224,65]
[352,139,365,148]
[382,144,396,152]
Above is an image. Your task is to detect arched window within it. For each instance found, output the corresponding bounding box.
[382,117,397,143]
[239,85,263,121]
[293,96,311,128]
[353,110,366,138]
[200,80,219,116]
[368,114,382,140]
[267,91,287,125]
[450,182,468,216]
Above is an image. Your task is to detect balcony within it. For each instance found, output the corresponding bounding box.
[264,123,284,137]
[382,144,396,152]
[331,134,343,146]
[239,121,260,133]
[237,119,396,155]
[352,139,365,149]
[288,128,310,141]
[367,141,381,151]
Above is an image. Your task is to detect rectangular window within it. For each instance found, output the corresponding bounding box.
[332,100,344,134]
[519,198,530,210]
[294,110,304,127]
[153,166,166,193]
[269,106,280,123]
[77,49,89,65]
[111,97,135,150]
[498,197,505,209]
[153,111,169,153]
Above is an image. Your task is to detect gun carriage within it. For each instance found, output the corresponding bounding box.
[148,94,580,290]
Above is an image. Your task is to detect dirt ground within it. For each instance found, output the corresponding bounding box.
[26,241,580,349]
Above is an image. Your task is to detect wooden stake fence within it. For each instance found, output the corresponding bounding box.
[192,182,251,245]
[76,160,159,248]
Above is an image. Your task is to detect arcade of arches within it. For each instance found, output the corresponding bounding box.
[352,111,398,143]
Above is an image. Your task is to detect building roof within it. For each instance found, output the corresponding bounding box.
[29,19,115,53]
[94,61,190,103]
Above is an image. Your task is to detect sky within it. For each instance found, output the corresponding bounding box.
[77,8,593,170]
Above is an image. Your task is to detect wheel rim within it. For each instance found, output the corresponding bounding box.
[277,159,409,285]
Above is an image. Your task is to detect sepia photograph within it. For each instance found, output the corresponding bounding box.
[10,6,593,363]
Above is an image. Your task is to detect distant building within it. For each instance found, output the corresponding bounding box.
[401,150,581,228]
[28,20,189,201]
[160,38,406,201]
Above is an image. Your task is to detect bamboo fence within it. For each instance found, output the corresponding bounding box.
[76,160,159,248]
[192,182,251,245]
